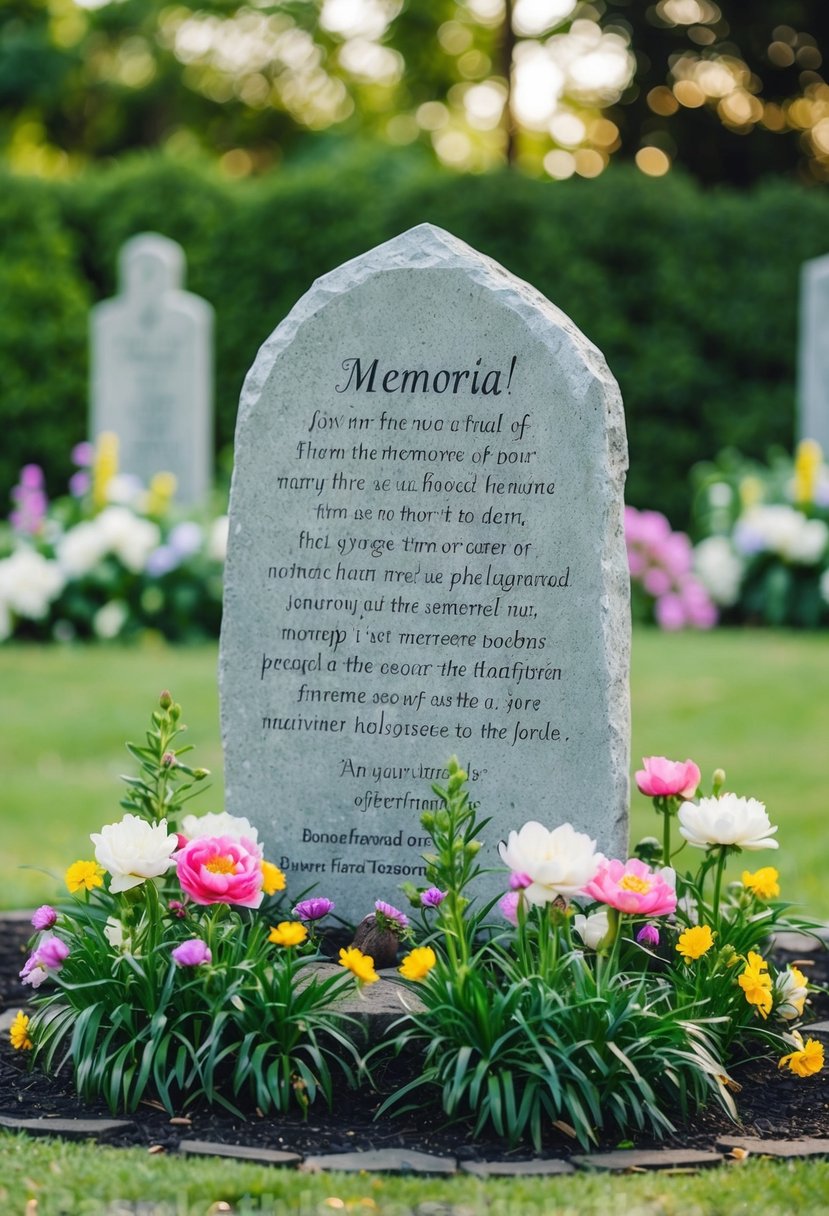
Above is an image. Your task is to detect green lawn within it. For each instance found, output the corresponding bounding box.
[2,628,828,914]
[1,1132,828,1216]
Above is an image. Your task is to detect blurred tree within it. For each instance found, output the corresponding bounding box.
[0,1,826,183]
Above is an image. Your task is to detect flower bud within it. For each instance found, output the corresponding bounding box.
[193,768,210,780]
[161,752,176,768]
[159,690,173,710]
[712,768,726,795]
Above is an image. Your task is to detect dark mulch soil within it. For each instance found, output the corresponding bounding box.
[2,914,828,1161]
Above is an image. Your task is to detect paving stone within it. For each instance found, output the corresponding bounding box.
[717,1136,829,1159]
[801,1021,829,1037]
[178,1139,301,1166]
[771,930,829,953]
[0,1007,32,1032]
[461,1158,575,1177]
[301,1148,457,1175]
[571,1148,722,1172]
[0,1114,133,1139]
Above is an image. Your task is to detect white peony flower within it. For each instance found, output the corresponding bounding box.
[498,821,602,904]
[180,810,260,847]
[572,907,610,949]
[734,505,828,566]
[207,515,229,563]
[58,519,110,576]
[693,536,744,607]
[677,794,779,851]
[0,549,65,619]
[104,917,125,950]
[93,599,129,639]
[96,507,160,573]
[775,966,809,1021]
[91,813,178,893]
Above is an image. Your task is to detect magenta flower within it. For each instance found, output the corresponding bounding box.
[374,900,409,928]
[499,891,520,926]
[171,939,212,967]
[420,887,447,908]
[175,834,264,908]
[294,897,335,922]
[167,899,188,919]
[31,905,57,931]
[508,871,532,891]
[654,593,686,631]
[583,858,677,917]
[20,934,70,988]
[636,924,660,948]
[635,756,700,800]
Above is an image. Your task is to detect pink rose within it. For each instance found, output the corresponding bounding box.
[635,756,700,800]
[175,835,264,908]
[583,858,677,917]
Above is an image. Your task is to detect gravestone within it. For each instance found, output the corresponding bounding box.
[798,253,829,452]
[220,224,629,922]
[90,233,214,506]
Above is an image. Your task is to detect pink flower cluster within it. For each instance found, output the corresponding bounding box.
[174,835,263,908]
[584,858,677,917]
[625,506,717,631]
[10,464,48,536]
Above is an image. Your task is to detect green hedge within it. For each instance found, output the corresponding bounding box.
[3,151,828,525]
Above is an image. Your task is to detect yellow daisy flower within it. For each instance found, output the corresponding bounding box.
[261,861,287,896]
[268,921,308,948]
[779,1036,824,1078]
[742,867,780,900]
[65,860,105,894]
[9,1010,33,1051]
[338,946,379,984]
[676,924,714,962]
[398,946,437,982]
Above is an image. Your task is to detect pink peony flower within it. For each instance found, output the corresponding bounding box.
[171,939,212,967]
[175,835,264,908]
[294,897,336,922]
[31,905,57,931]
[509,872,532,891]
[499,891,520,926]
[20,934,70,988]
[635,756,700,800]
[583,858,677,917]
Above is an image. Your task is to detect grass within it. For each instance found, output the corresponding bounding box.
[1,1132,829,1216]
[2,628,829,913]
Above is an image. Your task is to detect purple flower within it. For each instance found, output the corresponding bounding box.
[168,521,203,559]
[420,887,447,908]
[499,891,520,926]
[293,897,335,922]
[654,593,687,632]
[171,939,212,967]
[509,871,532,891]
[636,924,660,948]
[69,471,90,498]
[168,899,188,919]
[31,905,58,931]
[20,934,69,987]
[71,442,94,468]
[146,546,180,578]
[20,464,44,490]
[374,900,409,928]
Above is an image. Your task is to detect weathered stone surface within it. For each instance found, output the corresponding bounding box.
[802,1020,829,1036]
[91,232,213,505]
[772,930,828,953]
[0,1114,133,1139]
[461,1158,575,1177]
[301,1148,457,1174]
[220,224,629,924]
[0,1007,32,1032]
[572,1148,722,1172]
[297,962,425,1042]
[178,1139,301,1166]
[718,1136,829,1159]
[798,253,829,451]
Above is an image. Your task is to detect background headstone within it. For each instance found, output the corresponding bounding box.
[90,232,214,506]
[220,224,629,923]
[798,252,829,453]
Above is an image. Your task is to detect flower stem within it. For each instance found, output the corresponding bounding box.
[662,800,672,865]
[711,847,727,923]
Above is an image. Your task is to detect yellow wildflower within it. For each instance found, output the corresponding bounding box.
[144,471,178,517]
[739,476,763,509]
[268,921,308,948]
[398,946,437,982]
[778,1035,824,1078]
[9,1010,33,1051]
[92,432,119,510]
[261,860,286,896]
[338,946,379,985]
[793,439,823,505]
[676,925,714,962]
[742,867,780,900]
[65,860,105,894]
[738,951,773,1019]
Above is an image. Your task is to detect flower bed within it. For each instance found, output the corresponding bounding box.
[0,436,226,643]
[8,694,825,1149]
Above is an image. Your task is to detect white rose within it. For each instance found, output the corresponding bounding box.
[498,821,602,905]
[180,810,260,847]
[678,794,778,851]
[91,813,178,893]
[572,907,610,949]
[693,536,744,607]
[0,549,64,619]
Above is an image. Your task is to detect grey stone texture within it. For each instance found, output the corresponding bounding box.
[220,223,629,924]
[718,1136,829,1159]
[297,962,425,1042]
[798,253,829,451]
[90,232,214,505]
[571,1148,722,1171]
[461,1158,575,1176]
[178,1139,301,1166]
[301,1148,457,1174]
[0,1114,133,1139]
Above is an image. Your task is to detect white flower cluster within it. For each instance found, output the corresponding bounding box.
[733,505,829,566]
[57,506,161,577]
[693,536,744,607]
[0,548,65,640]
